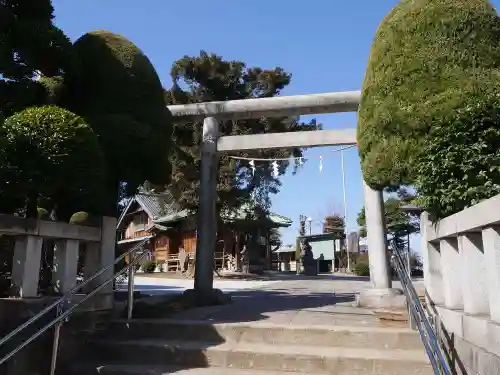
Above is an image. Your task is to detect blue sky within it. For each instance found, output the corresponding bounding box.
[52,0,499,246]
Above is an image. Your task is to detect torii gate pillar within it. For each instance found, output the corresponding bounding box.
[356,182,405,309]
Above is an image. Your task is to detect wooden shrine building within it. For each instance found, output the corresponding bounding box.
[116,192,292,272]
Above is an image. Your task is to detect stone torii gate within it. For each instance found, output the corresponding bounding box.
[167,91,401,308]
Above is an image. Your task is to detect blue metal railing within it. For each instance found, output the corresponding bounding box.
[390,239,452,375]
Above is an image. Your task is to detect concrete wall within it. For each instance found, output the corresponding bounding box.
[422,195,500,375]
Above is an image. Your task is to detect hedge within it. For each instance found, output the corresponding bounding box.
[357,0,500,193]
[0,105,106,217]
[64,30,172,187]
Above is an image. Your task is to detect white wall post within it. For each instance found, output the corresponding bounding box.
[194,117,219,295]
[421,212,445,305]
[481,226,500,323]
[439,238,463,310]
[52,239,79,294]
[11,235,43,297]
[459,233,489,315]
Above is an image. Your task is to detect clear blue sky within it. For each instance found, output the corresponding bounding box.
[52,0,500,246]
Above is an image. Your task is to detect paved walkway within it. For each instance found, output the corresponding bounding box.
[119,273,422,326]
[167,274,388,327]
[118,275,282,295]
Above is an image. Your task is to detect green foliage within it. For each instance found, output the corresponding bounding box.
[357,0,500,189]
[164,51,320,213]
[269,227,282,248]
[63,30,173,213]
[37,208,50,220]
[85,114,157,189]
[141,260,156,273]
[0,1,73,117]
[357,188,419,245]
[353,254,370,277]
[69,211,101,227]
[0,106,106,218]
[415,94,500,219]
[39,76,65,105]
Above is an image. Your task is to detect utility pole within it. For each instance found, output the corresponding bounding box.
[340,149,351,273]
[297,214,306,275]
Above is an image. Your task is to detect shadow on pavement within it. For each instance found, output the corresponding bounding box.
[168,288,359,324]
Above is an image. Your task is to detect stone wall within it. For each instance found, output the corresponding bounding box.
[421,195,500,375]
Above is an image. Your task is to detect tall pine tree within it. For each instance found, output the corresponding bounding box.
[164,51,319,216]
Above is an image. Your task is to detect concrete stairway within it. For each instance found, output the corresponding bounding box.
[73,318,433,375]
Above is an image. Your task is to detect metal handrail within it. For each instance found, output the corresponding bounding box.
[0,237,150,350]
[0,237,150,371]
[390,239,452,375]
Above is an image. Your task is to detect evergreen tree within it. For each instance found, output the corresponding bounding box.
[164,51,320,215]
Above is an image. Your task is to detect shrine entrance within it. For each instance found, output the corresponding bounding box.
[166,91,395,308]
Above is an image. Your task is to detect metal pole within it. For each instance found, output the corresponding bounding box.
[194,117,219,294]
[49,322,62,375]
[340,149,351,272]
[127,251,136,321]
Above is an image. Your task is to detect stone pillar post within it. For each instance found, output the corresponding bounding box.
[185,117,227,305]
[440,238,463,310]
[11,235,43,297]
[52,239,79,294]
[82,216,116,309]
[364,182,391,289]
[459,233,489,315]
[357,182,404,309]
[421,212,445,306]
[482,226,500,323]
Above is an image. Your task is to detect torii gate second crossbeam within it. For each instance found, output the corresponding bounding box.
[167,90,400,309]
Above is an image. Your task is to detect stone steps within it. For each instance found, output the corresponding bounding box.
[76,319,433,375]
[102,319,424,350]
[84,339,431,375]
[71,364,344,375]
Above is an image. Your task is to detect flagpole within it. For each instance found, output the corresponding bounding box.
[340,149,351,272]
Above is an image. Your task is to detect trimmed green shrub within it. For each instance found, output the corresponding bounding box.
[353,261,370,277]
[63,30,172,188]
[37,208,50,220]
[357,0,500,191]
[69,211,101,227]
[0,106,106,218]
[39,76,65,105]
[415,94,500,218]
[141,260,156,273]
[85,114,161,189]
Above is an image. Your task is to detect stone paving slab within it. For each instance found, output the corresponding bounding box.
[166,275,387,327]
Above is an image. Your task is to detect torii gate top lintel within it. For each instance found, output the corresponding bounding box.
[167,90,361,123]
[167,90,361,150]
